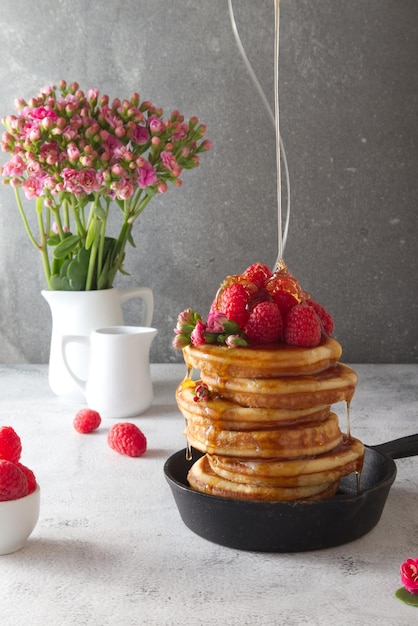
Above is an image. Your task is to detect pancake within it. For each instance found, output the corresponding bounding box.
[185,411,343,458]
[183,335,342,379]
[176,381,330,430]
[187,454,340,501]
[207,436,364,487]
[200,363,357,409]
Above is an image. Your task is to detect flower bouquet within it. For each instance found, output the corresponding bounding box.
[0,80,211,290]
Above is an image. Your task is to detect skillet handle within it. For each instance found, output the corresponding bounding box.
[371,434,418,460]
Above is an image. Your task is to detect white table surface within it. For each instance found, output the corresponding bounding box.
[0,363,417,626]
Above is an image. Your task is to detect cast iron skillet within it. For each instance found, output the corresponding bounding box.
[164,434,418,552]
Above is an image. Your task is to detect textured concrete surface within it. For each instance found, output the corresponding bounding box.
[0,0,417,364]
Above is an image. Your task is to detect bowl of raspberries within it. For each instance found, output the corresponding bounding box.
[0,426,40,555]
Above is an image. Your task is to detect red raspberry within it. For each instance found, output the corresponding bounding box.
[73,408,102,434]
[16,462,37,494]
[0,426,22,463]
[284,304,322,347]
[242,262,273,288]
[107,423,147,457]
[245,301,283,344]
[220,282,251,328]
[266,275,302,314]
[308,300,334,335]
[0,459,28,501]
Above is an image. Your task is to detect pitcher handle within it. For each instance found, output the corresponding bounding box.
[61,335,90,394]
[118,287,154,327]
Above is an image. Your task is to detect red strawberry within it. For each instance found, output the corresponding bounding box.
[284,304,322,347]
[242,262,273,288]
[73,408,102,434]
[245,301,283,344]
[220,282,251,328]
[0,459,28,501]
[107,423,147,457]
[0,426,22,463]
[308,300,334,335]
[16,462,37,494]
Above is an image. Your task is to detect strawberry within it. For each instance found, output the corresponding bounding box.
[107,423,147,457]
[308,300,334,336]
[0,426,22,464]
[242,262,272,288]
[245,301,283,344]
[16,462,37,494]
[0,459,28,501]
[284,303,322,347]
[220,282,251,329]
[73,408,102,434]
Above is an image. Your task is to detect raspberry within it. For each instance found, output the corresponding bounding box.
[0,426,22,463]
[242,262,273,288]
[220,282,251,328]
[107,423,147,457]
[0,459,28,501]
[245,301,283,344]
[16,462,37,495]
[73,408,102,434]
[308,300,334,335]
[266,275,302,314]
[284,304,322,347]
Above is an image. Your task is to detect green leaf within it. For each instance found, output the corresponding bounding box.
[395,587,418,606]
[49,274,64,290]
[53,235,80,259]
[47,234,60,246]
[93,203,106,220]
[67,259,88,291]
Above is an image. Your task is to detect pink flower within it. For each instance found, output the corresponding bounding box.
[190,319,206,346]
[78,168,101,193]
[400,558,418,594]
[138,161,157,188]
[161,151,181,176]
[22,176,42,199]
[206,311,229,333]
[66,142,80,161]
[132,124,150,145]
[148,115,165,134]
[116,179,134,200]
[62,167,80,193]
[2,154,25,177]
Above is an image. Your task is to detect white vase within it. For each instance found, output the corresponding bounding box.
[42,288,154,402]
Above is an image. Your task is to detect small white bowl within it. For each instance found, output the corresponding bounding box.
[0,485,40,555]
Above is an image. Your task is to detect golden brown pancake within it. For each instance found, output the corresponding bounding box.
[185,411,343,458]
[207,436,364,487]
[183,335,342,378]
[187,454,340,501]
[199,363,357,409]
[176,381,330,430]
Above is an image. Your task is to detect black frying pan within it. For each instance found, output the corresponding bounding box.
[164,434,418,552]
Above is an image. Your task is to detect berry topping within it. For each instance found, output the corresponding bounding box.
[107,423,147,457]
[220,282,251,328]
[242,262,273,288]
[245,301,283,344]
[284,303,322,347]
[0,426,22,464]
[16,462,37,495]
[73,408,102,434]
[308,300,334,336]
[0,459,28,501]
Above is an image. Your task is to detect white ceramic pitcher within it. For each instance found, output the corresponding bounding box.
[42,287,153,402]
[61,326,157,418]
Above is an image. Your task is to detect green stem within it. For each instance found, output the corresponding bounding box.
[35,196,52,287]
[13,187,40,250]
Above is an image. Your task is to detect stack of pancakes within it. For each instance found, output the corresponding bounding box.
[176,336,364,501]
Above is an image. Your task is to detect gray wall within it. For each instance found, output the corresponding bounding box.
[0,0,417,364]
